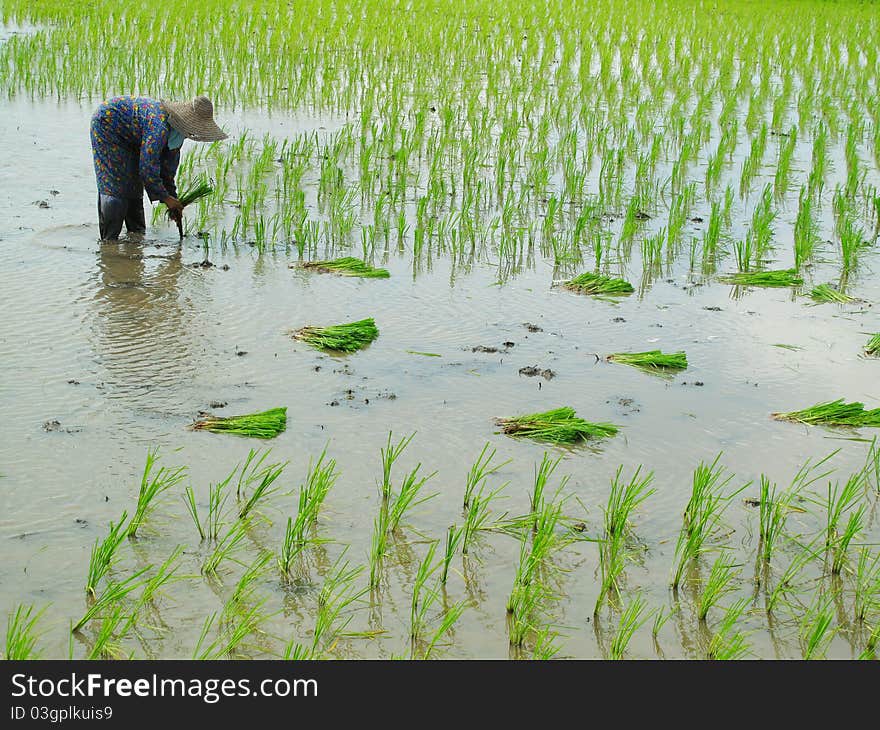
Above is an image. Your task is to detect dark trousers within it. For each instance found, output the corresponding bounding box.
[98,194,146,240]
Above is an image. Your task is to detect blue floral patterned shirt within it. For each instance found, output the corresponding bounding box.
[90,96,180,201]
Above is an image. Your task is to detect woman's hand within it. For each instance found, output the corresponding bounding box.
[164,196,183,222]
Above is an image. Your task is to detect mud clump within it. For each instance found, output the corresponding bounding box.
[519,365,555,380]
[43,419,81,433]
[523,323,543,332]
[472,342,515,353]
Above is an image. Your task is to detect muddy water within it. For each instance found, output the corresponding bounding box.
[1,97,879,659]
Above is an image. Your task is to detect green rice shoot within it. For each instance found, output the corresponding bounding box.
[292,317,379,353]
[496,406,619,444]
[718,269,803,287]
[563,272,634,296]
[607,350,688,374]
[809,283,857,303]
[772,399,880,428]
[864,334,880,356]
[191,407,287,439]
[299,257,390,278]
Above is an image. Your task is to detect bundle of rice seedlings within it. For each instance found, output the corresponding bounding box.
[191,407,287,439]
[167,176,213,238]
[718,269,803,287]
[298,257,390,278]
[292,317,379,353]
[607,350,688,374]
[864,334,880,356]
[563,272,634,296]
[772,399,880,428]
[177,177,214,208]
[809,283,857,303]
[495,406,619,444]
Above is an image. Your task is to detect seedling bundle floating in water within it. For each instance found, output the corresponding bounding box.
[772,399,880,428]
[865,334,880,356]
[297,257,390,278]
[495,406,619,444]
[809,283,857,303]
[607,350,688,374]
[190,407,287,438]
[563,272,634,296]
[292,317,379,353]
[718,269,803,287]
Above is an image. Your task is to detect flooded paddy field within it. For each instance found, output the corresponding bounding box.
[1,0,879,660]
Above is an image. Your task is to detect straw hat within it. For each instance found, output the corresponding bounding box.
[161,95,228,142]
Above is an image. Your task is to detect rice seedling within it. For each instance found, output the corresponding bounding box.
[86,605,136,660]
[839,216,869,274]
[528,453,561,533]
[292,318,379,353]
[800,599,836,660]
[127,448,186,538]
[603,465,655,539]
[808,283,857,304]
[853,548,880,623]
[652,606,675,639]
[298,256,390,278]
[718,269,803,288]
[830,505,866,576]
[697,552,741,621]
[237,457,286,521]
[193,602,271,660]
[461,482,508,555]
[609,594,653,660]
[671,454,747,590]
[184,464,237,542]
[387,462,438,533]
[421,599,467,659]
[4,604,47,660]
[772,400,880,428]
[279,449,337,577]
[410,541,440,643]
[594,530,628,615]
[562,271,634,296]
[766,539,822,615]
[136,545,186,611]
[793,187,816,270]
[463,442,510,509]
[74,567,152,633]
[190,406,288,439]
[755,467,813,565]
[864,623,880,657]
[606,350,688,375]
[707,598,752,660]
[379,431,414,500]
[223,553,272,624]
[530,625,563,660]
[864,334,880,356]
[508,558,552,647]
[311,555,368,657]
[202,518,252,576]
[182,486,205,541]
[496,407,619,445]
[368,507,391,589]
[85,511,130,597]
[441,524,464,585]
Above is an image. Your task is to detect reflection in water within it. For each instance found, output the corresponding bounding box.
[90,239,196,411]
